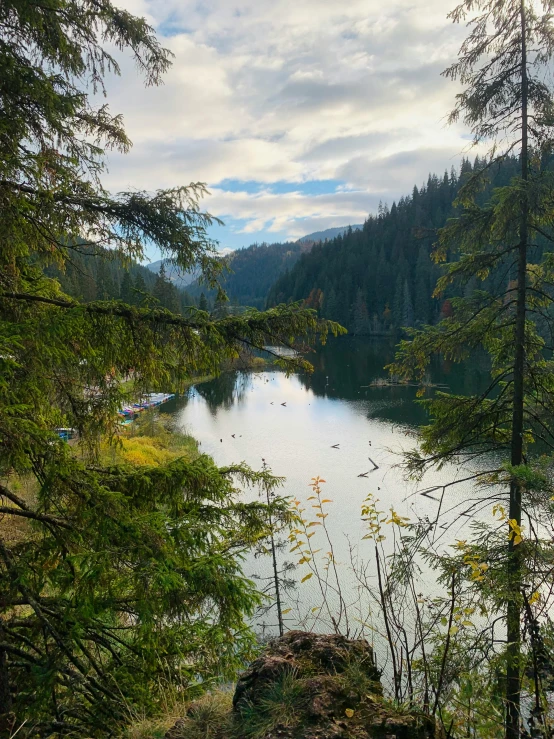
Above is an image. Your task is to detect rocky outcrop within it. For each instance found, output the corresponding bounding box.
[232,631,434,739]
[165,631,434,739]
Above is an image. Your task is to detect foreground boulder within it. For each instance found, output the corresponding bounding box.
[233,631,433,739]
[166,631,434,739]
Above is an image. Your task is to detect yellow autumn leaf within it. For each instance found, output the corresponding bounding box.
[345,708,354,718]
[301,572,313,583]
[311,606,319,612]
[282,608,292,615]
[449,626,459,636]
[321,499,333,504]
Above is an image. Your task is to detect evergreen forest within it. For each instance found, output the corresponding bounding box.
[267,157,526,334]
[188,240,307,309]
[46,246,197,313]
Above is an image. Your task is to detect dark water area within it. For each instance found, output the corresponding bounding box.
[297,336,491,425]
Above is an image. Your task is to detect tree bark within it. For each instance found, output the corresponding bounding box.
[0,625,13,737]
[506,3,528,738]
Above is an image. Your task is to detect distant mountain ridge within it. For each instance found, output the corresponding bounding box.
[145,225,363,287]
[298,224,363,243]
[186,240,306,309]
[145,261,199,286]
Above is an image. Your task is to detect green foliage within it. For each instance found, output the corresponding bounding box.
[45,244,197,311]
[188,241,306,310]
[267,157,523,334]
[234,668,307,739]
[0,1,341,736]
[165,692,234,739]
[388,1,554,736]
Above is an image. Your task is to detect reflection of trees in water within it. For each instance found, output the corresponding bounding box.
[298,337,492,427]
[299,338,399,400]
[194,371,252,414]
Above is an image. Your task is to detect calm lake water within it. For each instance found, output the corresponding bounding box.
[165,337,495,637]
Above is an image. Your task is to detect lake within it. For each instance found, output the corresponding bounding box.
[164,337,495,639]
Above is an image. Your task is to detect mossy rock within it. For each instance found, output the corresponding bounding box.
[231,631,434,739]
[165,632,434,739]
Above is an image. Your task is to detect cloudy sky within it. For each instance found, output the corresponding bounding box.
[103,0,474,254]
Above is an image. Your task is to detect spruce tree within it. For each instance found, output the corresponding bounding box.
[198,292,209,312]
[390,2,554,736]
[132,272,148,306]
[353,288,370,335]
[120,271,134,304]
[0,1,339,734]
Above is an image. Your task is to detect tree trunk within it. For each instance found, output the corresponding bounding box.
[0,631,13,736]
[265,481,284,637]
[506,3,528,738]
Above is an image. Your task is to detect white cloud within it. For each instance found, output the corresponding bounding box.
[101,0,474,243]
[207,187,372,237]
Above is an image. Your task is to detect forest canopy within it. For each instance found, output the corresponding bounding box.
[267,156,528,335]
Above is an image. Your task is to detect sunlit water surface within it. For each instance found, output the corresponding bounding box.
[163,338,496,640]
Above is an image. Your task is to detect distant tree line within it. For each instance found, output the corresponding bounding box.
[46,246,198,314]
[267,156,530,334]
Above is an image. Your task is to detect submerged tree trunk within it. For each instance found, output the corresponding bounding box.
[506,3,528,737]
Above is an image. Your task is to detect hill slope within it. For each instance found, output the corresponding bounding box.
[46,246,197,313]
[145,259,199,286]
[188,240,309,309]
[267,157,521,334]
[182,227,361,310]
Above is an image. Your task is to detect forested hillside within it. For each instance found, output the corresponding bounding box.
[47,247,197,313]
[267,157,522,334]
[188,240,308,309]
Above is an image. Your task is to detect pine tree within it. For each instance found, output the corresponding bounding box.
[120,271,134,304]
[153,262,170,307]
[353,288,370,335]
[390,3,554,736]
[392,273,404,329]
[198,292,209,312]
[414,246,431,326]
[0,2,340,733]
[132,273,148,306]
[401,278,414,328]
[324,286,338,320]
